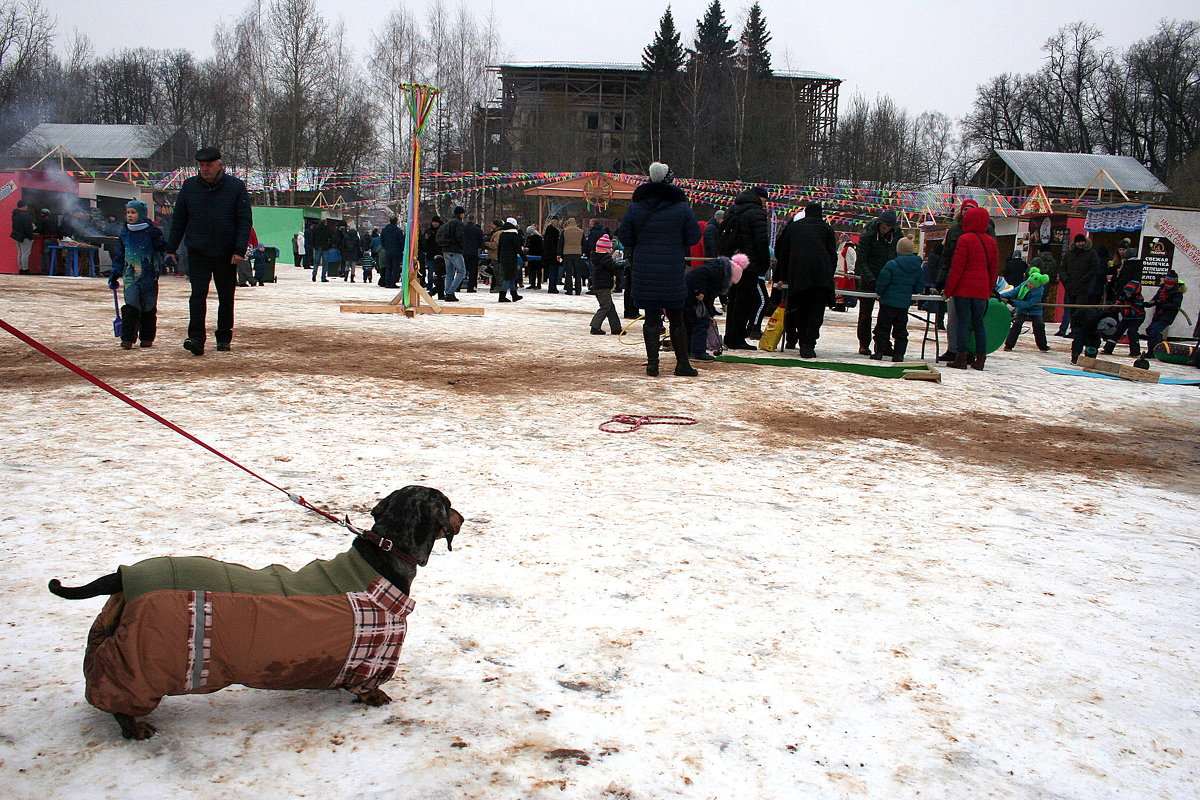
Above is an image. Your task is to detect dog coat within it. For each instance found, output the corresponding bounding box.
[83,548,415,718]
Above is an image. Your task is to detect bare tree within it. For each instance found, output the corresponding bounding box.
[267,0,328,203]
[0,0,54,147]
[368,4,426,203]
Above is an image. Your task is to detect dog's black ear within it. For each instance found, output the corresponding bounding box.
[371,486,455,567]
[443,508,465,552]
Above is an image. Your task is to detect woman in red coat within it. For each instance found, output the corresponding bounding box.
[944,205,999,369]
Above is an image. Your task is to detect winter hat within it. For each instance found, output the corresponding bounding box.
[505,217,518,227]
[526,226,538,236]
[1163,270,1179,286]
[897,237,915,255]
[431,215,443,224]
[730,253,749,284]
[805,203,823,218]
[751,186,769,199]
[194,146,221,162]
[878,210,898,226]
[1027,272,1049,288]
[960,198,979,210]
[648,162,672,183]
[124,200,148,222]
[594,234,613,253]
[1073,234,1088,244]
[453,206,465,216]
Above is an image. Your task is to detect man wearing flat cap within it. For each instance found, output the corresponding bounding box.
[854,209,902,355]
[165,147,253,355]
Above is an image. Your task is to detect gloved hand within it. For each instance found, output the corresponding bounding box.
[108,277,119,291]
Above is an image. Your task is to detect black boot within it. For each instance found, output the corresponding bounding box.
[139,310,157,346]
[644,317,662,376]
[120,304,139,348]
[670,320,697,377]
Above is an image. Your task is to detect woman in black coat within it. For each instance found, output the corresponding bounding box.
[616,162,702,377]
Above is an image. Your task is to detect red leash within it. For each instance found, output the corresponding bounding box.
[0,318,359,533]
[599,414,698,434]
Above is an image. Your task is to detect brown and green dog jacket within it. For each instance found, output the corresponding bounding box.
[83,548,415,717]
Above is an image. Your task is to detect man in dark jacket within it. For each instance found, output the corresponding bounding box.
[461,214,484,292]
[853,210,901,355]
[10,200,37,274]
[439,207,466,301]
[542,216,562,293]
[165,147,252,355]
[774,203,837,358]
[702,210,724,258]
[420,217,443,298]
[616,162,702,377]
[379,217,405,288]
[301,220,315,271]
[311,219,334,282]
[1058,234,1101,336]
[341,225,362,282]
[722,187,772,350]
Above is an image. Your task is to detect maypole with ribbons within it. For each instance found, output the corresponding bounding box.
[400,82,440,308]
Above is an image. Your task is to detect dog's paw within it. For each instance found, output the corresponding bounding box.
[114,713,157,740]
[352,688,392,707]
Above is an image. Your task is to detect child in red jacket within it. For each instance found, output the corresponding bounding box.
[943,205,999,370]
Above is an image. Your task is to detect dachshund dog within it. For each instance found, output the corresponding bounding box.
[49,486,463,741]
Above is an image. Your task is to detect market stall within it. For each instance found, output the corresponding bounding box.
[1085,203,1200,339]
[0,169,83,274]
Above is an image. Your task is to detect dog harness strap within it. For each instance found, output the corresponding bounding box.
[0,317,369,536]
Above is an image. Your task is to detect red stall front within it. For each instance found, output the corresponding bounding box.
[0,169,83,275]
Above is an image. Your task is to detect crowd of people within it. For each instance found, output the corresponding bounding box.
[8,151,1198,374]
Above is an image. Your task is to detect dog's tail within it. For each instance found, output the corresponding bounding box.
[48,573,122,599]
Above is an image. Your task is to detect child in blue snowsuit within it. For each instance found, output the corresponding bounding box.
[1102,279,1146,357]
[1001,271,1050,351]
[108,200,166,348]
[1144,271,1186,357]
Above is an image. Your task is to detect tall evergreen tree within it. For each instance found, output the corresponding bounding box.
[738,3,773,77]
[642,7,685,74]
[690,0,736,70]
[640,7,686,169]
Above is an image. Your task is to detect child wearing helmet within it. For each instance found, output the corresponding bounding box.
[1000,267,1051,352]
[1070,308,1120,365]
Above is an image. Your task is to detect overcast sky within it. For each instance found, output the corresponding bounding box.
[42,0,1199,120]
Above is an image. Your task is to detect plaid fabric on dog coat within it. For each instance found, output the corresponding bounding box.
[83,548,415,718]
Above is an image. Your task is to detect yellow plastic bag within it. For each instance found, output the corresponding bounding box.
[758,303,786,351]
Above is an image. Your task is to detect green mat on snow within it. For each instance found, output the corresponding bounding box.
[715,354,938,379]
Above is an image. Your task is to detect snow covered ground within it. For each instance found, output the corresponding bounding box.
[1,263,1198,799]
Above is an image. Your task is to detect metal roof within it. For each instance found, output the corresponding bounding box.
[496,62,838,81]
[5,123,174,160]
[992,149,1169,193]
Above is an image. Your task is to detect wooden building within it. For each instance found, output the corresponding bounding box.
[3,123,194,175]
[478,62,840,179]
[970,149,1169,203]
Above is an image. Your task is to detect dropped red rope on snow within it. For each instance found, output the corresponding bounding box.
[599,414,698,434]
[0,318,363,534]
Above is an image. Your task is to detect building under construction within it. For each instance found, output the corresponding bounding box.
[477,62,840,181]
